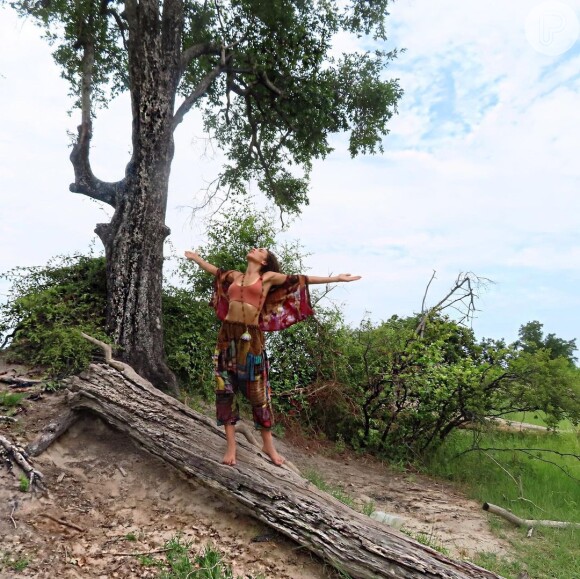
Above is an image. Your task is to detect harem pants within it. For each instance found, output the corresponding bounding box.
[214,321,274,430]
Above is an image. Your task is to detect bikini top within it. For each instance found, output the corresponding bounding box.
[227,275,263,309]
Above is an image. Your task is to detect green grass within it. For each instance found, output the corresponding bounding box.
[304,469,357,508]
[18,474,30,492]
[137,536,264,578]
[0,391,27,408]
[1,553,30,572]
[502,411,577,431]
[427,429,580,578]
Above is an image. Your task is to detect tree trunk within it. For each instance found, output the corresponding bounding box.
[93,0,184,395]
[47,363,502,579]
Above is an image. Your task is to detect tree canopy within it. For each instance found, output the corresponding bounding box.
[10,0,402,212]
[517,320,577,365]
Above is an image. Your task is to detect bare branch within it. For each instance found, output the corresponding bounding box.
[421,270,436,313]
[483,503,580,530]
[180,42,221,72]
[172,59,231,130]
[416,272,492,336]
[69,34,123,207]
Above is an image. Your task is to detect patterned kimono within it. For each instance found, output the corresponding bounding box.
[211,269,313,429]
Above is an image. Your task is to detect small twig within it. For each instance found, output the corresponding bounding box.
[98,547,171,557]
[38,513,85,532]
[9,504,17,529]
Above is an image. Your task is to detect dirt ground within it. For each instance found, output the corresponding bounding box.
[0,361,511,578]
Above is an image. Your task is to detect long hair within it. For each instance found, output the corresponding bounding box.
[261,250,281,274]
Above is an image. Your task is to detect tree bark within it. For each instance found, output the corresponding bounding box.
[55,363,502,579]
[93,0,184,395]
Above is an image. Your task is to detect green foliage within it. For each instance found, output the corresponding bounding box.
[516,320,577,364]
[162,285,218,397]
[18,474,30,492]
[150,536,251,579]
[0,254,109,378]
[401,529,450,556]
[298,313,580,461]
[0,391,27,408]
[304,469,356,509]
[1,552,30,572]
[9,0,402,214]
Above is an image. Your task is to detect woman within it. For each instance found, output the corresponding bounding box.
[184,247,361,466]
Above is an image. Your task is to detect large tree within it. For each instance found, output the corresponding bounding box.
[8,0,402,393]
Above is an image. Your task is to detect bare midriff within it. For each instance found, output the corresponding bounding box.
[224,301,260,325]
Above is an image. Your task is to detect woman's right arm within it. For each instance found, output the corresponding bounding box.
[184,251,219,276]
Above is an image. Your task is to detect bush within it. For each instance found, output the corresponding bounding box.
[0,254,109,378]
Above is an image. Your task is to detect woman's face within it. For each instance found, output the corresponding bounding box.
[247,247,268,264]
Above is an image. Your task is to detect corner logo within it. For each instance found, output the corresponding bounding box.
[525,1,579,56]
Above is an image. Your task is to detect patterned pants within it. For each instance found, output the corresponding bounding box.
[214,321,274,430]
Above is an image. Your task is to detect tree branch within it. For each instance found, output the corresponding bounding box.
[180,42,221,72]
[483,503,580,530]
[69,32,123,207]
[172,59,231,130]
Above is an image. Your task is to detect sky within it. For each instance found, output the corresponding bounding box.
[1,1,579,347]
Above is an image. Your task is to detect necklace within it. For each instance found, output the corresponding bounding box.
[240,272,264,342]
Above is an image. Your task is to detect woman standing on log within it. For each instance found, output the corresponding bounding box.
[184,248,361,466]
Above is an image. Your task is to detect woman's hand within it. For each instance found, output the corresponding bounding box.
[307,273,362,284]
[184,250,199,261]
[184,251,218,276]
[336,273,362,282]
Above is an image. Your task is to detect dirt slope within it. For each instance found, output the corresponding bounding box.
[0,365,510,578]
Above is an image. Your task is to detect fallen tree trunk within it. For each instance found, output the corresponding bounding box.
[32,363,500,578]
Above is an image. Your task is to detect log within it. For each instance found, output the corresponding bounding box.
[483,503,580,530]
[41,363,501,579]
[25,408,79,457]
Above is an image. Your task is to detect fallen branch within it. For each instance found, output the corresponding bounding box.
[58,362,501,578]
[98,548,171,557]
[0,376,43,387]
[25,409,79,457]
[38,513,85,532]
[0,416,17,423]
[9,503,17,529]
[0,434,45,489]
[483,503,580,529]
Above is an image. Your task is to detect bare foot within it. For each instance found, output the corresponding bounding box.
[222,449,237,466]
[261,445,285,466]
[260,429,285,466]
[223,424,237,465]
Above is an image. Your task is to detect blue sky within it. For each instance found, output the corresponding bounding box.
[1,1,579,348]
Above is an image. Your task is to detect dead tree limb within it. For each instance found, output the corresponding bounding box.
[483,503,580,530]
[0,434,45,490]
[25,409,79,457]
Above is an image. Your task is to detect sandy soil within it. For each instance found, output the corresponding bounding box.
[0,361,511,578]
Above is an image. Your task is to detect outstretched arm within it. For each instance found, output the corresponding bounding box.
[184,251,219,276]
[307,273,362,284]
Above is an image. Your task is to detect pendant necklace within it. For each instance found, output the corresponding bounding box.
[239,272,264,343]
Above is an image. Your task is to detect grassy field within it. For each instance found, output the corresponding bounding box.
[427,428,580,579]
[502,411,577,431]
